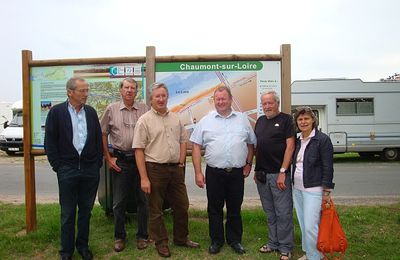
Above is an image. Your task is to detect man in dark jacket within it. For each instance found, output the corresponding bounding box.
[45,77,103,260]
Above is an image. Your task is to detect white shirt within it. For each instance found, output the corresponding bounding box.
[68,102,87,155]
[294,128,323,192]
[190,110,256,168]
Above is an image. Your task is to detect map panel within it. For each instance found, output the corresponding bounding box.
[31,63,145,149]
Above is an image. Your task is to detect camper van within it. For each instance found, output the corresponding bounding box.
[0,100,23,155]
[291,79,400,161]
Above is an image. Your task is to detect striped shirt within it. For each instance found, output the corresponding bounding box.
[100,101,149,151]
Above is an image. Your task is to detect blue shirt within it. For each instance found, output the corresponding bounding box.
[190,110,256,168]
[68,102,87,155]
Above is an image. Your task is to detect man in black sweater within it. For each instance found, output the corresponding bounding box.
[45,77,103,260]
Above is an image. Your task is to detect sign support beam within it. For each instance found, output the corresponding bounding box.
[22,50,37,232]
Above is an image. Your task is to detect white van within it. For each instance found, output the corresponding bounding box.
[0,100,23,155]
[291,79,400,161]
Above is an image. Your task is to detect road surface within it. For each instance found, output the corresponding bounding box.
[0,153,399,206]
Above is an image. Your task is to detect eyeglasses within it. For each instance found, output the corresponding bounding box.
[122,110,138,128]
[74,88,90,93]
[123,121,135,128]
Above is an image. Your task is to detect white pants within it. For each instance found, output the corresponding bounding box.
[293,188,323,260]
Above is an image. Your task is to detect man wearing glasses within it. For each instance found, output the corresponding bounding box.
[45,77,103,260]
[100,77,150,252]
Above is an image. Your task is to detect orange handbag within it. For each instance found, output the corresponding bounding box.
[317,198,348,260]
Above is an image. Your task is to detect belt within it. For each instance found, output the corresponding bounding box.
[208,165,241,173]
[113,148,134,160]
[256,170,286,175]
[146,162,179,166]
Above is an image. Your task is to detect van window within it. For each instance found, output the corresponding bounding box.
[336,98,374,115]
[9,111,23,127]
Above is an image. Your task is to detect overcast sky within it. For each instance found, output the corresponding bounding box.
[0,0,399,103]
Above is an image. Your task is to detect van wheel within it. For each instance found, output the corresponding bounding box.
[381,148,399,161]
[6,151,15,156]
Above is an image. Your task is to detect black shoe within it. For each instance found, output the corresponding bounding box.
[78,249,93,260]
[60,254,72,260]
[208,243,222,254]
[230,242,246,254]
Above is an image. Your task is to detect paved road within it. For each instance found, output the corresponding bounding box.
[1,158,399,205]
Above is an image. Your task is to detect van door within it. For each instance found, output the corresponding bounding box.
[329,132,347,153]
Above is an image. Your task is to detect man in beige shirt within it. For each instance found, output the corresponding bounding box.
[133,83,199,258]
[100,77,150,252]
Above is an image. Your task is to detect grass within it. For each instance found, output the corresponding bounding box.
[333,152,400,163]
[1,203,399,259]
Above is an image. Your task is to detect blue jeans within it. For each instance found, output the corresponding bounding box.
[57,164,100,256]
[112,158,148,240]
[293,188,323,260]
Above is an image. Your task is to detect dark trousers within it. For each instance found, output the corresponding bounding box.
[205,165,244,245]
[145,162,189,245]
[112,158,148,240]
[57,164,100,256]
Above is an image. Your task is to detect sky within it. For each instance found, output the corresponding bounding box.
[0,0,399,103]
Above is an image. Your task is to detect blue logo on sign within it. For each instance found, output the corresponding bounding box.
[110,66,118,76]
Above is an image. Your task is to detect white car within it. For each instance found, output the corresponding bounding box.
[0,112,23,155]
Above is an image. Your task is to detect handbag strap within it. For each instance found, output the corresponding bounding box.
[321,197,335,210]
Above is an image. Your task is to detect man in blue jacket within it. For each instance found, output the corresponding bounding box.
[45,77,103,260]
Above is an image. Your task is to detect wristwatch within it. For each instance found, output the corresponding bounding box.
[279,167,286,173]
[178,162,185,167]
[246,160,252,166]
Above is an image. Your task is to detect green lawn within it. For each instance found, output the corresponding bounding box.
[0,203,399,259]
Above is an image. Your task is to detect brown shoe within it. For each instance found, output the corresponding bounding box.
[175,240,200,248]
[156,244,171,257]
[114,239,125,252]
[137,239,149,250]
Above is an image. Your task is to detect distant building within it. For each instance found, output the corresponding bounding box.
[0,102,12,132]
[380,73,400,82]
